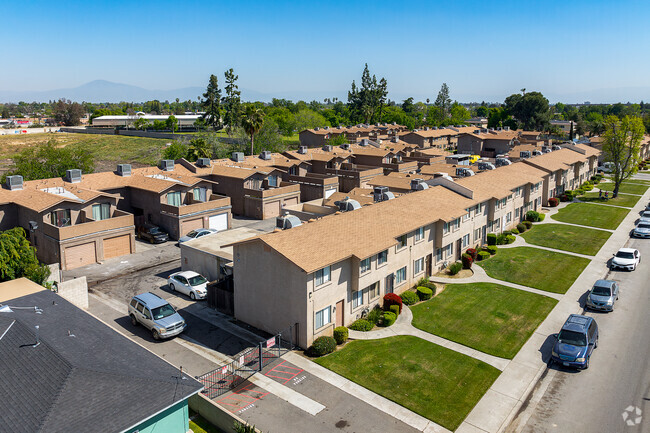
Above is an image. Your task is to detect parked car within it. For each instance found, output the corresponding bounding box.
[137,223,169,244]
[597,162,615,173]
[128,292,186,340]
[585,279,619,312]
[168,271,208,300]
[611,248,641,271]
[178,228,218,243]
[633,221,650,238]
[550,314,599,369]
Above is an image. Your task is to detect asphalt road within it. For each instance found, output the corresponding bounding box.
[521,208,650,432]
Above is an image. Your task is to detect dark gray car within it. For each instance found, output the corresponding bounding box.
[586,279,619,312]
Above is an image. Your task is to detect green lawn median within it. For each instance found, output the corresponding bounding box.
[551,203,629,230]
[578,192,641,208]
[598,182,649,195]
[521,223,612,255]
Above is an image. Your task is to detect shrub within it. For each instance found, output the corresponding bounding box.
[416,277,437,292]
[523,220,533,229]
[511,228,519,234]
[517,223,527,233]
[366,305,383,325]
[496,233,507,245]
[383,293,402,313]
[449,261,463,275]
[538,213,545,221]
[502,230,512,236]
[505,234,516,244]
[389,304,400,316]
[590,175,597,182]
[487,245,498,255]
[526,210,540,222]
[466,247,478,261]
[382,311,397,327]
[487,233,497,245]
[548,197,559,207]
[400,290,419,306]
[417,286,433,300]
[349,319,373,332]
[307,336,337,357]
[333,326,348,345]
[478,251,491,261]
[461,252,473,269]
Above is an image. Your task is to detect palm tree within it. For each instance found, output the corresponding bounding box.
[241,105,265,156]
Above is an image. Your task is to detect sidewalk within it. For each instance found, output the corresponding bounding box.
[455,183,650,433]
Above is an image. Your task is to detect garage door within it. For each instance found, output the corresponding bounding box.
[324,188,336,199]
[209,213,228,231]
[283,197,298,207]
[265,200,281,219]
[181,218,204,237]
[103,234,131,260]
[64,242,97,270]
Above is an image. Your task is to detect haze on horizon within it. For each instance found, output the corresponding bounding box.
[3,0,649,103]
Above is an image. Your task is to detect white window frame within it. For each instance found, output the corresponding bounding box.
[395,267,407,285]
[396,234,407,249]
[436,248,443,262]
[315,306,331,330]
[413,257,424,276]
[506,212,512,223]
[463,209,471,221]
[315,266,331,287]
[367,282,380,300]
[462,233,470,248]
[360,258,371,274]
[414,227,424,242]
[377,250,388,266]
[352,290,363,309]
[443,221,450,234]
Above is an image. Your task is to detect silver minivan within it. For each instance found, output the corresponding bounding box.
[128,292,186,340]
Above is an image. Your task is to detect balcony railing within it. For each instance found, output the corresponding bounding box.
[244,182,300,199]
[160,194,231,216]
[42,209,134,241]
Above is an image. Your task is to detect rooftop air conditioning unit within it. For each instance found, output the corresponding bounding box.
[298,146,308,154]
[504,126,510,131]
[474,129,481,134]
[455,168,476,177]
[424,127,429,131]
[359,139,369,146]
[520,151,532,159]
[412,129,419,132]
[477,161,496,171]
[314,127,320,131]
[276,213,302,229]
[335,197,361,212]
[196,158,211,167]
[322,145,333,152]
[391,136,399,143]
[552,145,562,151]
[532,150,543,156]
[159,160,174,171]
[6,175,23,190]
[66,169,82,183]
[496,158,512,167]
[117,164,132,177]
[232,152,245,162]
[373,186,395,202]
[340,143,350,150]
[260,151,272,160]
[410,179,429,191]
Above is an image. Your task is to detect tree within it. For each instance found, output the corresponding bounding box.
[434,83,451,118]
[291,109,327,132]
[3,140,94,182]
[52,99,85,126]
[347,64,388,124]
[166,115,178,132]
[504,91,550,131]
[241,105,265,156]
[162,142,189,160]
[222,68,241,134]
[185,138,212,161]
[0,227,50,285]
[133,117,151,130]
[201,74,222,130]
[449,102,470,124]
[602,115,645,197]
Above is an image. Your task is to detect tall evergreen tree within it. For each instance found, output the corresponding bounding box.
[222,68,242,134]
[200,74,222,130]
[347,64,388,124]
[434,83,451,118]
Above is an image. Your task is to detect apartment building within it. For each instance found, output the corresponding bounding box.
[298,123,408,148]
[399,128,458,149]
[456,129,521,156]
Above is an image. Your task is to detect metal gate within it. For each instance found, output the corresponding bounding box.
[197,324,296,398]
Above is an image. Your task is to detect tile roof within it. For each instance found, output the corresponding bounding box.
[522,148,587,172]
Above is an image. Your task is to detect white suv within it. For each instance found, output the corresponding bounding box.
[128,292,186,340]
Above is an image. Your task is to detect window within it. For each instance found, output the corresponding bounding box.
[436,248,443,262]
[377,250,388,266]
[352,290,363,309]
[493,218,501,231]
[315,266,331,286]
[444,243,453,258]
[413,257,424,275]
[193,187,207,202]
[395,267,407,285]
[288,166,298,176]
[268,175,278,187]
[167,191,181,206]
[92,203,110,221]
[50,209,71,227]
[475,203,483,215]
[474,228,481,242]
[452,218,460,231]
[315,306,331,329]
[443,221,450,234]
[506,212,512,223]
[414,227,424,241]
[396,234,407,249]
[367,282,379,300]
[463,209,471,221]
[462,233,470,248]
[360,257,371,274]
[143,309,152,320]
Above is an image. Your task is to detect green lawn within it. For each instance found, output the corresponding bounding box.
[314,335,500,431]
[551,203,630,230]
[521,223,611,255]
[477,247,590,294]
[578,192,641,208]
[411,283,557,359]
[598,182,649,195]
[189,412,222,433]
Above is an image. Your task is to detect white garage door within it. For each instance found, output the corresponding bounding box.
[209,213,228,231]
[64,242,97,270]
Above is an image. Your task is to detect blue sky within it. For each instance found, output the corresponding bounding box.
[3,0,649,102]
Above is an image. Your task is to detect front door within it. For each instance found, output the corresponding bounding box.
[385,274,394,294]
[335,300,344,327]
[456,239,462,260]
[425,254,432,277]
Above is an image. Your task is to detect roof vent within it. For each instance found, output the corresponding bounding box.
[410,179,429,191]
[66,169,82,183]
[196,158,211,167]
[159,160,174,171]
[276,213,302,229]
[260,150,272,160]
[298,146,308,154]
[322,145,333,152]
[117,164,131,177]
[6,175,23,190]
[232,152,245,162]
[335,197,361,212]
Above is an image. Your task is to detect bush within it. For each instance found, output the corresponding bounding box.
[307,336,337,357]
[511,228,519,234]
[496,233,507,245]
[487,233,497,245]
[416,277,437,292]
[478,251,491,261]
[538,213,545,221]
[333,326,348,345]
[526,210,540,222]
[349,319,373,332]
[390,304,400,316]
[417,286,433,300]
[449,261,463,275]
[400,290,419,306]
[383,293,402,313]
[461,252,473,269]
[382,311,397,327]
[523,220,533,229]
[366,305,383,325]
[548,197,559,207]
[466,248,478,261]
[559,193,569,202]
[505,234,516,244]
[487,245,498,255]
[517,223,527,233]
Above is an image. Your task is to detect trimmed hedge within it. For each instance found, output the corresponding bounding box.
[478,251,491,261]
[307,336,337,357]
[523,220,533,229]
[526,210,541,222]
[487,233,497,245]
[548,197,559,207]
[417,286,433,300]
[389,304,400,316]
[461,252,473,269]
[496,233,507,245]
[349,319,373,332]
[382,311,397,327]
[400,290,419,306]
[333,326,348,345]
[511,228,519,235]
[383,293,403,313]
[487,245,498,255]
[517,223,527,233]
[538,213,545,221]
[506,234,516,244]
[449,261,463,275]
